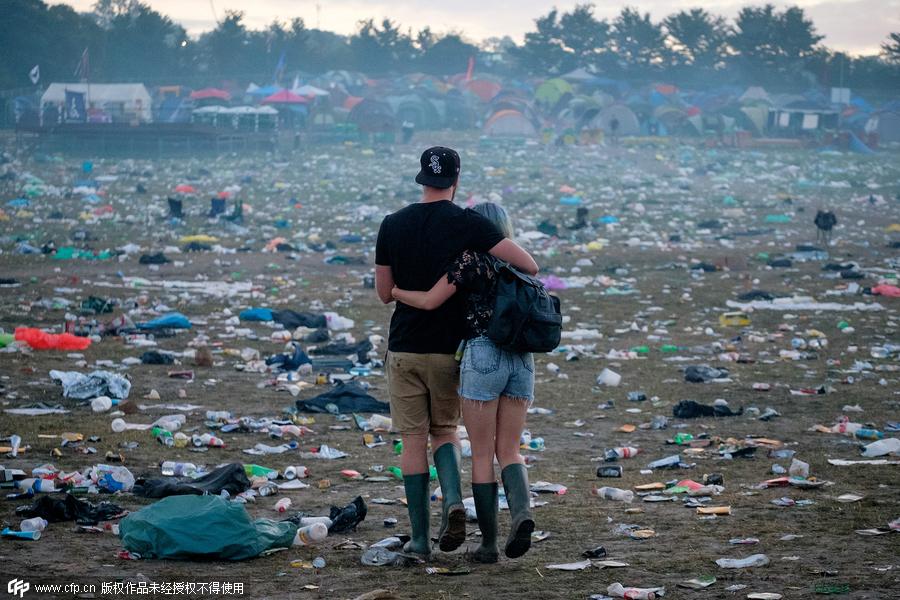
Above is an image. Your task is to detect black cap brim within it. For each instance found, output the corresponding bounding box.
[415,170,455,189]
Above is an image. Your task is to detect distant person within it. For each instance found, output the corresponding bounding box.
[814,210,837,245]
[401,121,415,144]
[392,202,538,563]
[374,147,537,558]
[167,197,183,220]
[609,117,620,144]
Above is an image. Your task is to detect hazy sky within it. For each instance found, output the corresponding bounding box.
[56,0,899,55]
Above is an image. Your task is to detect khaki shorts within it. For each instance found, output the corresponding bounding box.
[386,351,460,436]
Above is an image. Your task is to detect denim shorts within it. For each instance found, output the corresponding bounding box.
[459,336,534,402]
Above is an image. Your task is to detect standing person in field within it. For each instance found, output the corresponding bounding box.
[375,148,537,558]
[392,202,537,563]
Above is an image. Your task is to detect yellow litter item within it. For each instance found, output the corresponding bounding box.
[179,234,219,244]
[587,241,604,251]
[697,506,731,515]
[719,311,750,327]
[885,223,900,232]
[634,482,665,491]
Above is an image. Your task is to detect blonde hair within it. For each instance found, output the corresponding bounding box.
[473,202,514,239]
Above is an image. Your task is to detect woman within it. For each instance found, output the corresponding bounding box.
[392,202,536,563]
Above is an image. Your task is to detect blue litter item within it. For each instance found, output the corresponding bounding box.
[598,215,619,224]
[560,195,582,206]
[82,194,101,203]
[339,234,363,243]
[138,313,192,330]
[82,161,93,174]
[6,198,29,208]
[849,132,875,155]
[74,179,98,189]
[239,307,274,322]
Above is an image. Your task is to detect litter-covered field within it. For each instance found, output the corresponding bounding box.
[1,137,899,599]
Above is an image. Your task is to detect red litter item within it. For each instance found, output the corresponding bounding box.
[15,328,91,351]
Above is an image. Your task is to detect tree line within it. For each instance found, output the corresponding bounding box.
[2,0,899,93]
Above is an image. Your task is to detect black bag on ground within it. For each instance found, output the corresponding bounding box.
[485,261,562,353]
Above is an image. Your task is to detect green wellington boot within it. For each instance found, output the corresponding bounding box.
[471,482,499,563]
[433,443,466,551]
[501,463,535,559]
[402,472,431,557]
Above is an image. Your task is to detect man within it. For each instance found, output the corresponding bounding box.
[375,146,537,557]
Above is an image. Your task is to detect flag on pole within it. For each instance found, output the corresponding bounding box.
[74,48,90,81]
[29,65,40,85]
[272,50,286,85]
[465,56,475,82]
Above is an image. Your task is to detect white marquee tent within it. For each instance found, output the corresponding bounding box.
[41,83,153,122]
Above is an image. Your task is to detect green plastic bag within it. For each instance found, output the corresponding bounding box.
[119,495,297,560]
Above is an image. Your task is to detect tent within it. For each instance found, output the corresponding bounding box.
[585,104,640,136]
[246,84,282,97]
[190,88,231,102]
[465,79,502,103]
[386,94,442,130]
[41,83,152,122]
[561,68,600,84]
[535,78,574,107]
[292,84,329,97]
[483,109,537,137]
[261,90,309,105]
[740,86,772,105]
[347,98,395,132]
[866,110,900,143]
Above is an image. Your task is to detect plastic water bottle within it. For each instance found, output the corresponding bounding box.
[111,418,141,433]
[91,396,117,412]
[20,517,48,532]
[604,447,639,462]
[293,522,328,546]
[19,478,56,493]
[368,414,393,430]
[592,486,634,502]
[283,466,309,480]
[206,411,232,421]
[274,498,292,513]
[245,464,279,479]
[861,437,900,457]
[831,420,862,436]
[299,516,333,528]
[855,428,884,441]
[192,433,225,448]
[160,461,198,477]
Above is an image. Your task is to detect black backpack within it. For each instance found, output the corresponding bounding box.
[485,260,562,353]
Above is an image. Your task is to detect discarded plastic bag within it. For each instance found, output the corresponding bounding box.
[119,495,296,560]
[15,328,91,351]
[50,370,131,400]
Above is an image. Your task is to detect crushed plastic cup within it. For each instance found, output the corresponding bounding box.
[592,486,634,502]
[596,368,622,387]
[715,554,770,568]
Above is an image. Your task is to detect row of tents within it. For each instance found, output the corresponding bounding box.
[23,70,900,146]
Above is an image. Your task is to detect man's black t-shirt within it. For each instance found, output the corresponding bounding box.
[376,201,504,354]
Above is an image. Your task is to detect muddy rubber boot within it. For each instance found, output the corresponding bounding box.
[471,482,499,563]
[433,443,466,551]
[501,463,534,559]
[402,472,431,557]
